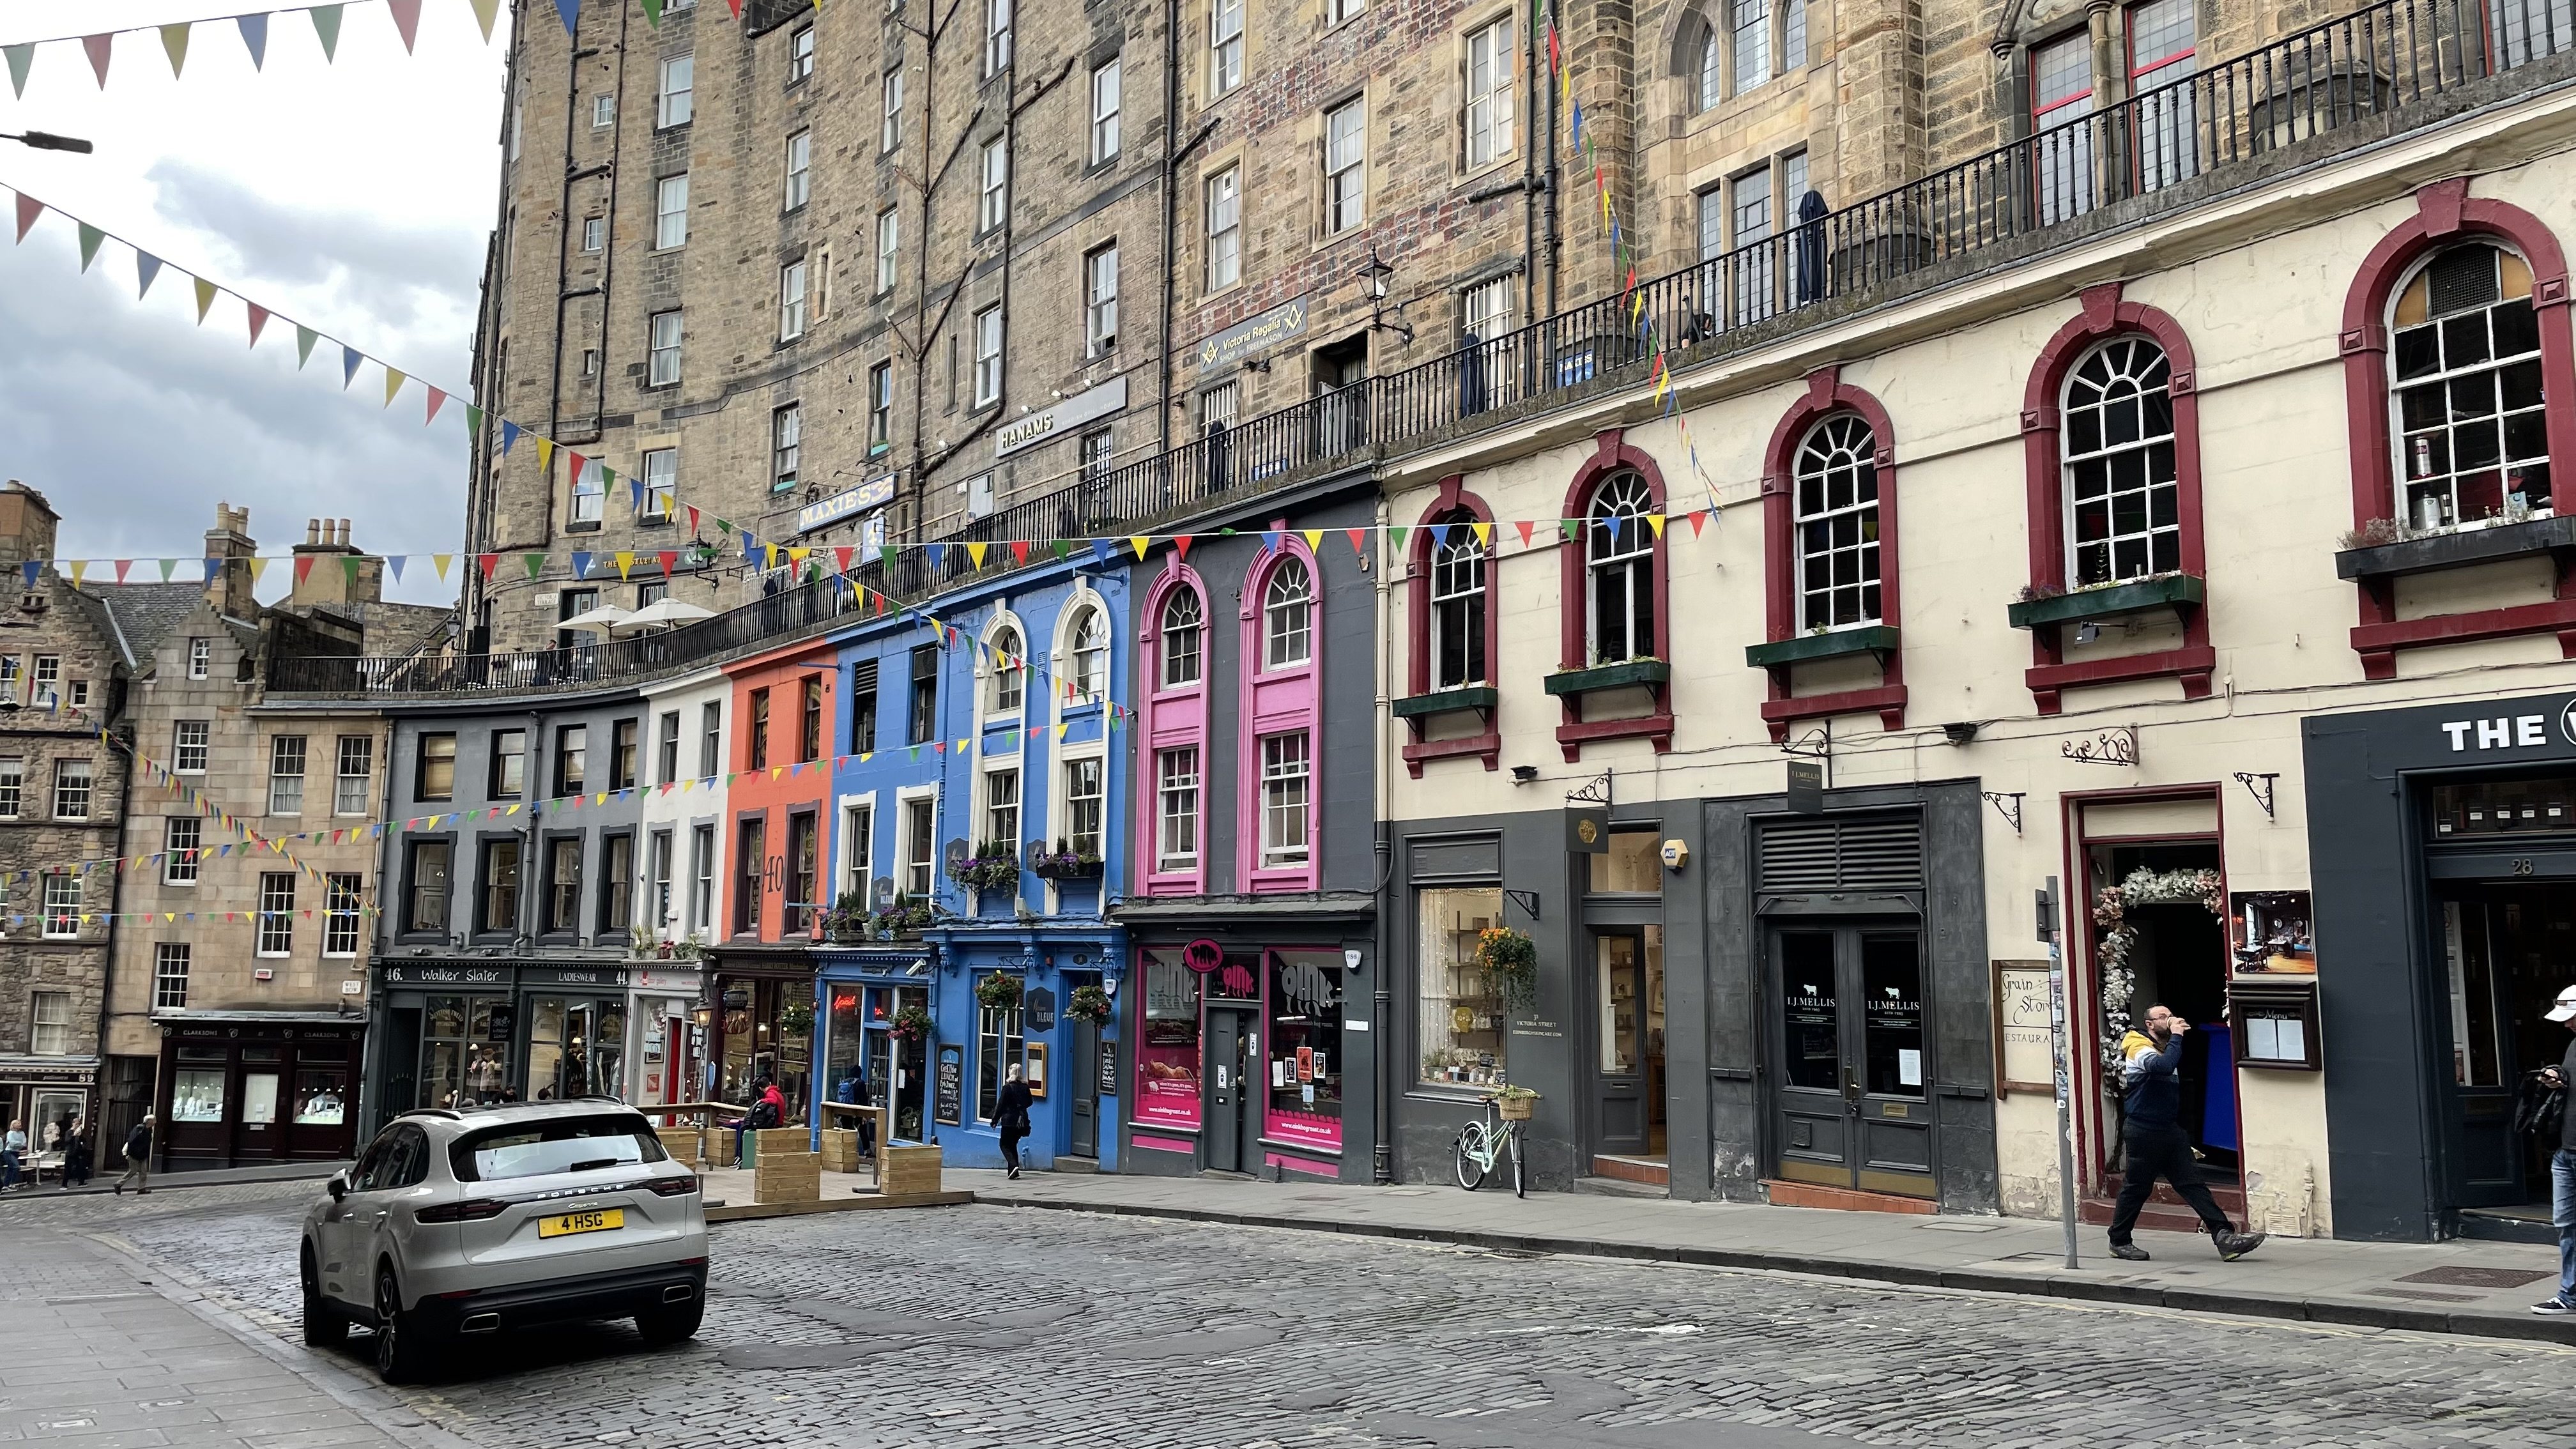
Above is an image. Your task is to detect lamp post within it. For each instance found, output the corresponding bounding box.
[2,132,95,154]
[1356,247,1413,344]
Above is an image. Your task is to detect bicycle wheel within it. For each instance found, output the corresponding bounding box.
[1453,1124,1487,1192]
[1510,1123,1526,1198]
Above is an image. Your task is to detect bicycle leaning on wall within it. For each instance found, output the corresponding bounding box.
[1452,1089,1537,1197]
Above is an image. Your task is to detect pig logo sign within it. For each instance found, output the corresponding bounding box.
[1181,939,1223,975]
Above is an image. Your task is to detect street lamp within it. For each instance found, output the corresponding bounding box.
[1356,247,1413,345]
[2,132,95,154]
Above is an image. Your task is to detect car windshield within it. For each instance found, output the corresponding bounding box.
[452,1116,668,1183]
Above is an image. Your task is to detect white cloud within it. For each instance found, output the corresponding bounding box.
[0,0,509,604]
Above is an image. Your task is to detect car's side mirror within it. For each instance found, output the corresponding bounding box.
[325,1172,348,1202]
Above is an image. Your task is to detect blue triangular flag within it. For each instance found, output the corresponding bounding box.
[1261,530,1282,552]
[1429,524,1452,549]
[236,13,268,68]
[1090,539,1114,565]
[571,551,594,579]
[1604,513,1625,548]
[741,533,760,564]
[387,555,407,584]
[926,544,947,571]
[18,561,37,588]
[555,0,580,34]
[500,420,521,455]
[201,557,218,583]
[341,346,362,388]
[629,478,644,509]
[136,252,163,298]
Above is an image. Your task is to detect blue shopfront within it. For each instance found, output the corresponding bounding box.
[811,947,938,1146]
[926,924,1126,1171]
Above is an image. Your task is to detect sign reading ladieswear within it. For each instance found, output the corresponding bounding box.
[994,377,1127,459]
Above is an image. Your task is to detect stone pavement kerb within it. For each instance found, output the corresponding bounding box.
[952,1169,2576,1347]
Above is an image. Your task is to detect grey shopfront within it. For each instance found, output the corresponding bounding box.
[365,959,641,1130]
[2307,687,2576,1242]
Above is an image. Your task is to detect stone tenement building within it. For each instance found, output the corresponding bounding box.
[477,0,2211,652]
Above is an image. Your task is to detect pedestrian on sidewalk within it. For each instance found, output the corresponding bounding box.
[2107,1006,2265,1263]
[112,1114,154,1197]
[2532,985,2576,1317]
[59,1119,93,1191]
[1,1119,24,1191]
[995,1064,1033,1180]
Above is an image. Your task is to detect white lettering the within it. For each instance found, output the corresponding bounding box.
[2479,718,2511,749]
[2519,714,2547,746]
[2443,721,2473,751]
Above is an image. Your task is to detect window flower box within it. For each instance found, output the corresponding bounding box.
[2007,574,2205,630]
[1542,658,1669,699]
[1392,685,1498,720]
[1030,841,1105,881]
[2333,513,2576,582]
[1744,625,1901,669]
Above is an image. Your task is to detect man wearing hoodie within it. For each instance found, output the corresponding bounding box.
[2108,1005,2265,1262]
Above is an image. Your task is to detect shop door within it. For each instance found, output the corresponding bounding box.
[1204,1008,1261,1175]
[2433,891,2565,1208]
[1767,924,1936,1199]
[1070,1017,1100,1158]
[1590,931,1650,1156]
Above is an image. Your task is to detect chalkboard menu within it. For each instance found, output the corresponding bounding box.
[1098,1041,1117,1097]
[934,1043,965,1126]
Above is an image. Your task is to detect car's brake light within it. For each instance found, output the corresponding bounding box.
[647,1176,700,1197]
[415,1198,510,1223]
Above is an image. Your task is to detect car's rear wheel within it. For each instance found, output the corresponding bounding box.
[299,1247,346,1348]
[372,1266,440,1383]
[636,1298,704,1346]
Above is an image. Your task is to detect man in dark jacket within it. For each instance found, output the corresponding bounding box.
[2535,985,2576,1315]
[2108,1006,2265,1262]
[112,1113,153,1196]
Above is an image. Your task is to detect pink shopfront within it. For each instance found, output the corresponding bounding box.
[1128,938,1354,1180]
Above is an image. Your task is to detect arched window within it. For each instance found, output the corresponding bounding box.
[1263,556,1314,670]
[988,624,1023,713]
[1696,27,1723,111]
[1587,471,1656,664]
[1793,415,1881,629]
[1429,518,1488,689]
[1160,587,1203,689]
[1068,606,1108,698]
[2389,243,2549,530]
[2062,336,2180,583]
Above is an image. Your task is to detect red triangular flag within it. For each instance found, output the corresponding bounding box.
[247,303,271,348]
[686,505,701,533]
[80,34,111,88]
[657,550,677,576]
[476,553,501,581]
[425,386,448,425]
[1009,540,1029,565]
[726,0,742,14]
[1346,528,1368,556]
[566,450,587,484]
[834,546,854,572]
[1688,509,1708,537]
[294,556,315,585]
[1515,520,1536,547]
[113,560,132,583]
[388,0,423,52]
[1173,535,1193,560]
[12,192,40,244]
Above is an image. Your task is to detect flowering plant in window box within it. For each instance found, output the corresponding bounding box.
[822,890,872,943]
[1473,926,1538,1013]
[1030,838,1105,880]
[870,891,935,938]
[1066,983,1114,1025]
[948,839,1022,893]
[889,1003,935,1043]
[976,972,1024,1010]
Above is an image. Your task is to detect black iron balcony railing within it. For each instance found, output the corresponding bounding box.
[272,0,2571,699]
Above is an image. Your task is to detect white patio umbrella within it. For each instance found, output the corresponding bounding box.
[558,603,634,632]
[619,597,718,631]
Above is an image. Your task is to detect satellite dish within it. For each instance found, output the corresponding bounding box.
[871,875,896,910]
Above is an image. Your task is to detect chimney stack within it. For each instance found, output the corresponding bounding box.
[0,481,62,570]
[288,515,382,610]
[203,502,258,617]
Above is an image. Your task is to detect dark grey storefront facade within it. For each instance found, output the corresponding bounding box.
[1390,778,1996,1211]
[2308,686,2576,1243]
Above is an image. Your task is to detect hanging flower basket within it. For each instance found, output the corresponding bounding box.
[888,1004,934,1043]
[1067,983,1114,1025]
[2091,867,2225,1066]
[976,972,1025,1011]
[1474,926,1538,1014]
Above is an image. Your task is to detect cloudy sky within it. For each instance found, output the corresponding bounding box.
[0,0,509,605]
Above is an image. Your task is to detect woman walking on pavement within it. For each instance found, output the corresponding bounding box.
[995,1064,1034,1180]
[1,1119,24,1191]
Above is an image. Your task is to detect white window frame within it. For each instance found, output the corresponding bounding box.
[688,822,716,934]
[657,54,694,128]
[1259,733,1312,867]
[774,403,803,488]
[1586,472,1657,664]
[974,306,1004,408]
[899,788,939,898]
[1060,753,1105,859]
[979,137,1009,232]
[988,623,1025,714]
[1204,166,1241,292]
[1262,556,1314,670]
[0,756,19,820]
[187,637,211,679]
[650,310,684,387]
[788,22,816,82]
[335,735,372,815]
[1160,587,1204,688]
[154,944,190,1011]
[882,67,904,153]
[643,448,678,521]
[876,208,900,294]
[1156,746,1200,870]
[1085,243,1119,355]
[164,816,202,885]
[50,758,91,821]
[869,362,896,449]
[784,130,812,211]
[983,765,1022,850]
[1429,524,1488,689]
[839,796,877,906]
[571,459,608,524]
[30,987,72,1049]
[581,216,604,252]
[1090,59,1122,164]
[986,0,1015,73]
[1324,97,1367,235]
[172,719,210,774]
[655,173,689,249]
[1464,17,1515,169]
[592,93,616,128]
[780,261,809,342]
[1211,0,1244,95]
[1065,603,1109,700]
[324,873,363,958]
[256,873,295,957]
[1791,414,1884,630]
[1462,275,1515,344]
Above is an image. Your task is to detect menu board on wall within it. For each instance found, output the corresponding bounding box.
[933,1044,965,1126]
[1992,960,2057,1096]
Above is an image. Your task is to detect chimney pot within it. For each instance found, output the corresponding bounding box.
[305,519,321,546]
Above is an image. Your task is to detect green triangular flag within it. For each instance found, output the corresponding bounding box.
[76,224,103,273]
[160,22,191,78]
[1560,518,1581,542]
[342,556,362,586]
[880,546,898,567]
[1050,539,1070,560]
[464,403,484,438]
[641,0,663,23]
[158,558,178,583]
[310,4,343,61]
[4,44,33,100]
[470,0,502,42]
[295,326,319,368]
[522,553,546,581]
[1388,526,1409,552]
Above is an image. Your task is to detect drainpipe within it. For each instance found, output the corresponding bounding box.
[1157,0,1181,450]
[1541,0,1562,318]
[1370,490,1396,1183]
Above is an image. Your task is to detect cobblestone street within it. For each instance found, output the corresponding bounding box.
[3,1181,2573,1449]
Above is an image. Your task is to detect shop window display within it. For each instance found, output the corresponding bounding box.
[422,995,514,1108]
[171,1048,227,1123]
[295,1070,348,1125]
[527,997,626,1101]
[1588,829,1661,892]
[1418,887,1508,1085]
[1267,950,1344,1147]
[1135,949,1202,1130]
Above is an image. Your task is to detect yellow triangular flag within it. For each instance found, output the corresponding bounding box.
[1302,530,1324,553]
[384,367,406,406]
[535,438,556,473]
[432,554,453,579]
[1055,722,1069,740]
[958,738,973,755]
[615,551,634,579]
[160,22,190,78]
[1646,514,1667,540]
[859,752,872,764]
[1129,536,1148,560]
[68,560,88,586]
[248,556,269,583]
[1471,521,1492,546]
[192,276,218,324]
[770,765,785,780]
[967,542,988,569]
[470,0,500,41]
[763,544,780,568]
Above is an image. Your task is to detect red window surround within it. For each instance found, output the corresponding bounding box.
[2019,281,2212,714]
[1556,429,1674,761]
[1757,366,1906,742]
[2338,178,2576,677]
[1135,560,1209,897]
[1238,530,1322,893]
[1402,475,1501,778]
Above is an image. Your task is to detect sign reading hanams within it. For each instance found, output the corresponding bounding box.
[1196,297,1308,372]
[994,377,1128,458]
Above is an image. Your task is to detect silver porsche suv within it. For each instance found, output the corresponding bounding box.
[300,1100,708,1381]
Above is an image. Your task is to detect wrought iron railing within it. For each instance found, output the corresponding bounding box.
[273,0,2570,699]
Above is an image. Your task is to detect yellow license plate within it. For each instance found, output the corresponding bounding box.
[536,1208,625,1239]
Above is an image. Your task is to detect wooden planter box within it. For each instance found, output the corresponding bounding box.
[881,1142,944,1197]
[1542,657,1671,699]
[2333,513,2576,581]
[1390,685,1499,719]
[755,1151,823,1204]
[704,1129,737,1169]
[1744,625,1901,668]
[819,1128,862,1174]
[2006,574,2205,629]
[654,1125,705,1168]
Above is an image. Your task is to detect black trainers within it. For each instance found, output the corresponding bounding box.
[2533,1297,2575,1316]
[2216,1230,2267,1262]
[2108,1242,2150,1262]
